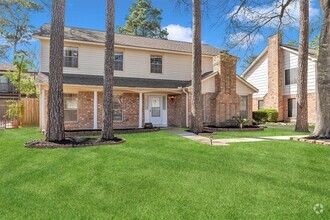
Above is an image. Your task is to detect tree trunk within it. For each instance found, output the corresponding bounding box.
[101,0,115,140]
[46,0,66,142]
[190,0,203,134]
[313,0,330,138]
[295,0,309,132]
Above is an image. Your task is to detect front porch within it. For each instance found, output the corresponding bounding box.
[39,84,186,131]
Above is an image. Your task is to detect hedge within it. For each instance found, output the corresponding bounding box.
[253,109,278,124]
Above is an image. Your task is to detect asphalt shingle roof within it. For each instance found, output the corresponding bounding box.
[34,24,223,56]
[38,73,190,89]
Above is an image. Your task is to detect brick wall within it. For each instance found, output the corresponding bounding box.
[167,94,187,127]
[283,93,316,124]
[264,34,284,120]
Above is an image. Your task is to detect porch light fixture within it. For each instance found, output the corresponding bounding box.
[169,95,176,102]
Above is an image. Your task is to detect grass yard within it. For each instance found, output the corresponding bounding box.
[0,127,329,219]
[213,128,310,139]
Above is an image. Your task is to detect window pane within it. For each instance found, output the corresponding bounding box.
[288,98,297,117]
[64,94,78,121]
[151,55,162,73]
[114,51,123,71]
[113,95,123,121]
[258,100,264,110]
[63,47,78,68]
[240,96,248,118]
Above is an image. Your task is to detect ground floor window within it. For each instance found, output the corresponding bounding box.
[113,95,123,121]
[202,95,206,122]
[258,100,264,110]
[288,98,297,118]
[240,96,248,118]
[64,94,78,122]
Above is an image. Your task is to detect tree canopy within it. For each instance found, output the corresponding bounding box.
[117,0,169,39]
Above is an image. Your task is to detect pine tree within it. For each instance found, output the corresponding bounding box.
[117,0,168,39]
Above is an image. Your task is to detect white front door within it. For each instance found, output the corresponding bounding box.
[148,96,163,125]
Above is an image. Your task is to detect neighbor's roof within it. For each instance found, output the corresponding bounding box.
[281,45,317,58]
[37,72,190,89]
[34,24,223,56]
[241,44,317,78]
[0,63,15,71]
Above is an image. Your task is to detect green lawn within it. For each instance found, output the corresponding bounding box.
[0,127,329,219]
[213,128,310,139]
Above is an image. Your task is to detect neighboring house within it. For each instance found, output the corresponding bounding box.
[34,24,258,131]
[242,34,317,124]
[0,63,18,128]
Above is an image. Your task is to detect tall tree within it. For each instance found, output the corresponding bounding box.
[117,0,169,39]
[241,54,258,70]
[190,0,203,133]
[295,0,309,132]
[101,0,115,140]
[0,0,45,60]
[313,0,330,138]
[46,0,65,142]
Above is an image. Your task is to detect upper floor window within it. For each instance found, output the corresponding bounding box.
[114,51,123,71]
[285,68,297,85]
[150,55,162,74]
[64,94,78,122]
[0,76,10,93]
[63,47,78,68]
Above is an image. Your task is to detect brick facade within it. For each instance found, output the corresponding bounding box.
[264,34,284,120]
[283,93,316,124]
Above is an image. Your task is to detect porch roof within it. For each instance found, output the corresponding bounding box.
[37,72,190,89]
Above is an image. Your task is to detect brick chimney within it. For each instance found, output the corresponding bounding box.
[265,34,283,120]
[213,53,240,125]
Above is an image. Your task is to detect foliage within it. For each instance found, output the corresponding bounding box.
[241,54,258,70]
[253,109,278,124]
[232,115,247,128]
[3,51,37,97]
[0,0,45,60]
[5,100,23,120]
[117,0,169,39]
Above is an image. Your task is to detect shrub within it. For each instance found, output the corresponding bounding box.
[253,109,278,124]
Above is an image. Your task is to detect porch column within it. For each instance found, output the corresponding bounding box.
[139,92,143,128]
[93,91,98,129]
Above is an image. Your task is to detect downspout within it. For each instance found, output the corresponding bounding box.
[182,88,189,128]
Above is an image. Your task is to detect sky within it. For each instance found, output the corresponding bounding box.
[29,0,321,74]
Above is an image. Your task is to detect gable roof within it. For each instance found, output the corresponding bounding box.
[241,44,318,78]
[34,24,223,56]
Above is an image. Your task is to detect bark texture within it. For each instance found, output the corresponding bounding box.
[101,0,115,140]
[46,0,66,142]
[295,0,309,132]
[190,0,203,134]
[314,0,330,138]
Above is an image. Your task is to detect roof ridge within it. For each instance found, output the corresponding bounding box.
[40,23,216,47]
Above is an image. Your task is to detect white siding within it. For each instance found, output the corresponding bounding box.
[244,54,268,98]
[202,77,215,94]
[282,49,316,95]
[236,78,255,95]
[40,40,214,81]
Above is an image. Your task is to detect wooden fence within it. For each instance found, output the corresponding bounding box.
[22,98,39,126]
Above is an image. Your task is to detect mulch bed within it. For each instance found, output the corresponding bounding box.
[25,137,125,149]
[64,127,160,137]
[291,137,330,146]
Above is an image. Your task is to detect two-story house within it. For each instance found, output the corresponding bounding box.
[242,34,317,124]
[34,24,258,131]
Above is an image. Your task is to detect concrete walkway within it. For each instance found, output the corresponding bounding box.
[166,129,228,146]
[166,128,308,146]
